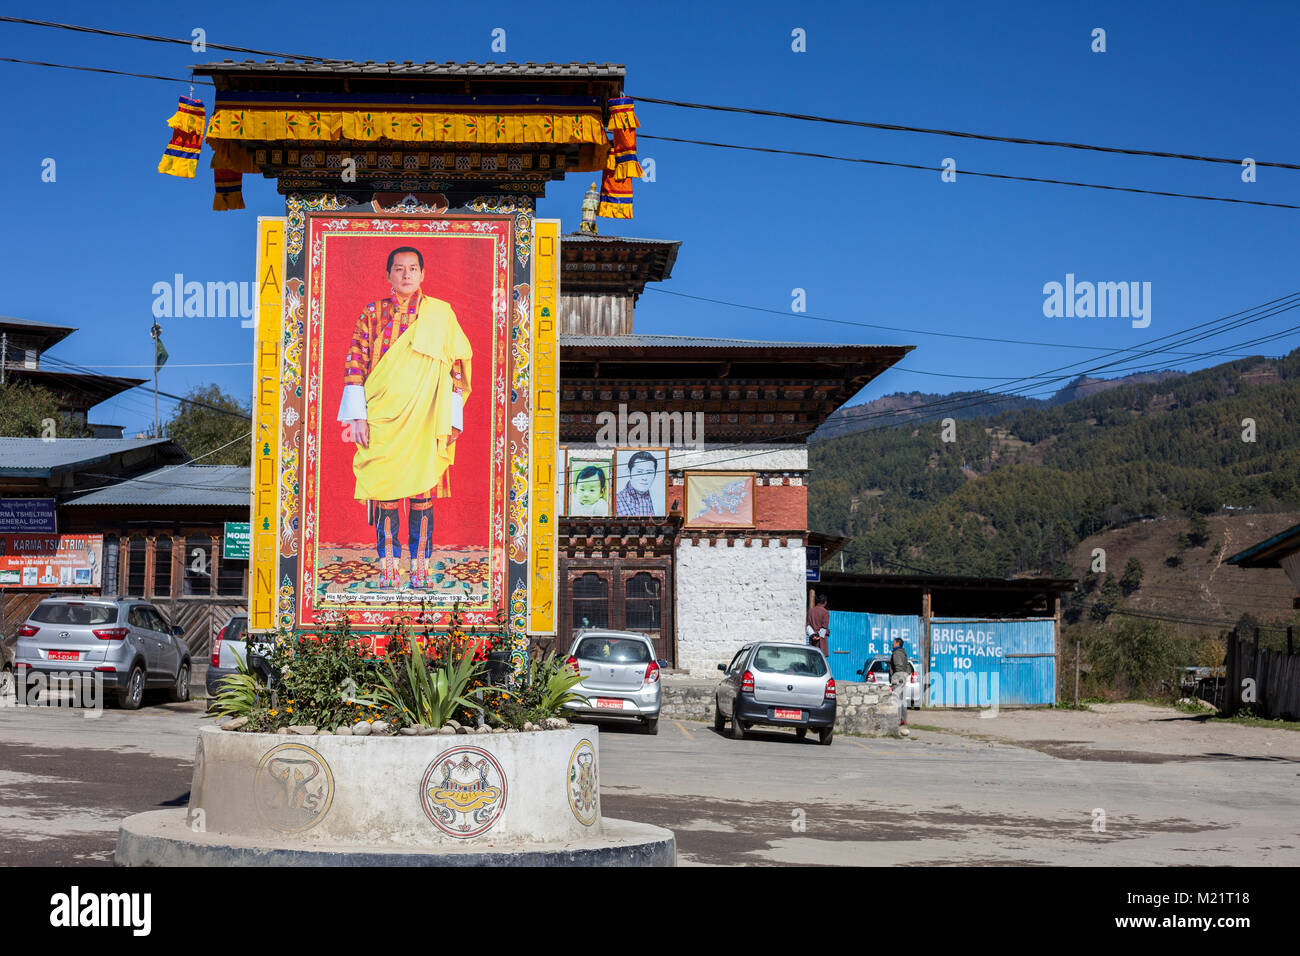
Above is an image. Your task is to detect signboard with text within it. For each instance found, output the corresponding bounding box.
[0,499,57,534]
[224,522,251,560]
[0,534,103,588]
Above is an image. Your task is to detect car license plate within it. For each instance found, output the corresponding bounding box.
[48,651,79,662]
[774,708,803,721]
[595,698,623,710]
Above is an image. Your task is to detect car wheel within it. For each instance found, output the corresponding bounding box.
[795,727,808,740]
[730,708,746,740]
[21,677,39,705]
[0,666,11,697]
[713,703,725,732]
[818,725,834,746]
[644,717,659,735]
[169,662,190,703]
[118,665,145,710]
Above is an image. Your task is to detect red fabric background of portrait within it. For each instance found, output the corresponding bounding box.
[316,233,497,550]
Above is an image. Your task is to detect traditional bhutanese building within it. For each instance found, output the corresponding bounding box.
[555,230,909,674]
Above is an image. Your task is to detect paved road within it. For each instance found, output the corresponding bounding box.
[1,689,1296,866]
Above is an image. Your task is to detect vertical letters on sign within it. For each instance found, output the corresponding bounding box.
[250,218,285,632]
[529,221,560,634]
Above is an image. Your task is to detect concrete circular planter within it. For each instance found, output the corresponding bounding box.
[116,726,675,866]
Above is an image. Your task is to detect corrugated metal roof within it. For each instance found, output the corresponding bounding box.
[559,334,895,349]
[195,60,625,77]
[0,437,174,474]
[0,315,77,332]
[562,234,681,246]
[65,465,250,507]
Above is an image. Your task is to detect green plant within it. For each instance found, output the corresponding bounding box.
[487,653,589,728]
[262,617,386,730]
[210,648,260,720]
[365,640,488,728]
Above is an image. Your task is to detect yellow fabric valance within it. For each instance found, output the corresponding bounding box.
[206,108,607,147]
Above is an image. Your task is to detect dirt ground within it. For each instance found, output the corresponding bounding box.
[912,702,1300,762]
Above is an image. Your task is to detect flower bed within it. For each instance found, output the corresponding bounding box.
[210,605,586,736]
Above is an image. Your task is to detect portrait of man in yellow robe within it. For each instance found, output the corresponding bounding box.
[336,246,474,589]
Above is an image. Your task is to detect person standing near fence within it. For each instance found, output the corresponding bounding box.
[806,593,829,656]
[889,637,914,727]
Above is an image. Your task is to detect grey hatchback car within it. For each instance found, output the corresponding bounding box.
[15,597,191,709]
[563,630,662,734]
[715,641,837,745]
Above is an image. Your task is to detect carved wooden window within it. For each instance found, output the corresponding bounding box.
[125,535,147,597]
[152,536,172,598]
[624,572,661,631]
[572,572,610,631]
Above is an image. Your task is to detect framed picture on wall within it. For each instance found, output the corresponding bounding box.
[684,471,755,528]
[565,450,615,517]
[614,448,668,516]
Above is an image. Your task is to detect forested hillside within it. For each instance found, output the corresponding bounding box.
[810,351,1300,578]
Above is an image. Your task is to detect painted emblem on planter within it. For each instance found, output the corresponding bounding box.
[254,743,335,833]
[421,747,508,838]
[567,739,598,826]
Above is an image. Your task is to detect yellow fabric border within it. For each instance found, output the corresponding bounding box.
[157,155,199,178]
[206,109,607,146]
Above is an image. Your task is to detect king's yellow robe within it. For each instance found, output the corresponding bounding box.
[351,296,473,502]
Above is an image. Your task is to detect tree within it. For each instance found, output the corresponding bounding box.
[164,384,251,466]
[1187,513,1211,548]
[1120,557,1144,596]
[1090,575,1123,622]
[0,382,88,438]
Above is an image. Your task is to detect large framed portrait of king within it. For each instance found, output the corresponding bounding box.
[298,212,514,629]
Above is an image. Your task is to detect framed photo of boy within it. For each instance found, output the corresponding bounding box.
[684,471,755,528]
[614,448,668,517]
[565,451,615,517]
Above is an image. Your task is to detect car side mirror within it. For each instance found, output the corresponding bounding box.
[717,663,726,672]
[170,624,185,636]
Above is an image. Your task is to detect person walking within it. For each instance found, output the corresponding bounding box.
[888,637,914,727]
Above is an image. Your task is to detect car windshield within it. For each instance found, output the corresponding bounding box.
[575,636,650,664]
[753,645,827,677]
[30,603,116,626]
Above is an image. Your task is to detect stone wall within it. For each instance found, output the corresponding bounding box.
[674,538,806,677]
[659,676,901,736]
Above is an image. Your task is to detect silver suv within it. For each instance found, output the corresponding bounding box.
[15,597,191,710]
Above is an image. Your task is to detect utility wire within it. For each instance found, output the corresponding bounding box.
[631,94,1300,172]
[0,15,326,61]
[38,353,252,421]
[639,134,1300,211]
[0,55,212,84]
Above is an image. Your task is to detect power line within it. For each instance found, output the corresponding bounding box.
[0,55,211,84]
[631,94,1300,172]
[0,15,325,61]
[38,353,252,421]
[639,134,1300,211]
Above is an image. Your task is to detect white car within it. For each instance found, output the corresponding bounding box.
[861,656,922,707]
[563,630,662,735]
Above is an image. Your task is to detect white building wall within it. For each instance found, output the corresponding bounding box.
[674,537,806,677]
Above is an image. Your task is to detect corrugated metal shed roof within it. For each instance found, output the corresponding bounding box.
[65,465,250,507]
[0,437,174,475]
[562,235,681,246]
[195,60,625,77]
[0,315,77,332]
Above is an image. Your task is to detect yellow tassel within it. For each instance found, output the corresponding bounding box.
[156,154,199,179]
[614,159,645,180]
[596,201,633,219]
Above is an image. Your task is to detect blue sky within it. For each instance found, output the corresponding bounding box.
[1,1,1298,437]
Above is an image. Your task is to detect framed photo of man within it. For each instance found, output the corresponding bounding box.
[613,448,667,517]
[298,213,513,628]
[565,451,614,517]
[684,471,755,528]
